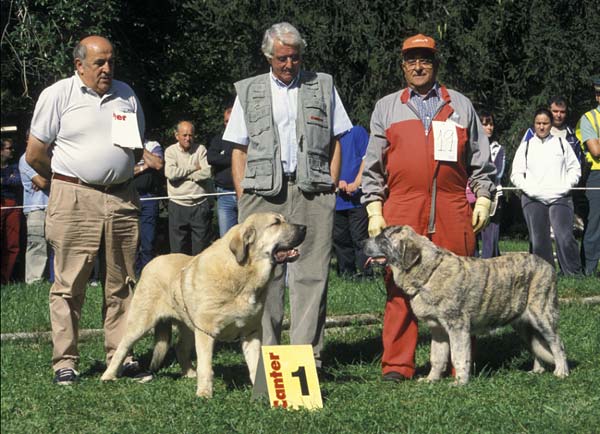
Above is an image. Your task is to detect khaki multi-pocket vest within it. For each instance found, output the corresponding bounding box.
[235,71,335,196]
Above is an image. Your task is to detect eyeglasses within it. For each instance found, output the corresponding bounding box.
[275,54,300,63]
[403,58,434,70]
[2,147,14,151]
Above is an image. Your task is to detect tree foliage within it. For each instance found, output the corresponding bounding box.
[1,0,599,159]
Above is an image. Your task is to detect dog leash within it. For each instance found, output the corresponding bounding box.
[178,268,219,340]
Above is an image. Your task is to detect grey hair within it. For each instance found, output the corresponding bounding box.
[261,22,306,60]
[73,42,86,61]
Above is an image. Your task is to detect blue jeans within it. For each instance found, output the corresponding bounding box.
[216,186,238,237]
[136,196,159,275]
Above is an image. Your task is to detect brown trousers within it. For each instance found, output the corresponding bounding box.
[45,179,139,371]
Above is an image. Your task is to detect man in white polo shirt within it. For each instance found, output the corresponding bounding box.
[26,35,150,385]
[225,22,352,368]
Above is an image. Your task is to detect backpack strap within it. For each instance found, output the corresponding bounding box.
[559,137,564,154]
[525,138,530,176]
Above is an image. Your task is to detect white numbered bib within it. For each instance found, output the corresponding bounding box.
[112,110,143,149]
[432,120,458,162]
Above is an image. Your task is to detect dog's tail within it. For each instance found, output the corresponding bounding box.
[513,322,555,366]
[149,319,172,372]
[529,332,556,365]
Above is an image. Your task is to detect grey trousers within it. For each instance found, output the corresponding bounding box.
[25,209,48,284]
[238,181,335,366]
[521,194,582,275]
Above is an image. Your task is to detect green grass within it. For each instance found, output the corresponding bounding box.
[1,269,599,433]
[498,238,529,252]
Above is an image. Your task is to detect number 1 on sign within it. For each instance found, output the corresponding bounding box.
[257,345,323,409]
[291,366,309,395]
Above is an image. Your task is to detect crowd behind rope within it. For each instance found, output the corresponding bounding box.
[0,28,598,386]
[2,85,599,285]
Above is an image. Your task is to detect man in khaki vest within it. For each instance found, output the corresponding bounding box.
[224,22,352,368]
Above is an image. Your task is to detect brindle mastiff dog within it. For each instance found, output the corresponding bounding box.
[101,212,306,397]
[362,225,569,384]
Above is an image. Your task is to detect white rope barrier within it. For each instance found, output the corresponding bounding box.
[1,187,599,211]
[0,191,236,210]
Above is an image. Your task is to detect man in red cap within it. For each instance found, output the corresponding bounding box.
[362,33,496,381]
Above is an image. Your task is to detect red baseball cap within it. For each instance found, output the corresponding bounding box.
[402,34,437,53]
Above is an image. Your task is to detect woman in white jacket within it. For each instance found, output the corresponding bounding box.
[511,108,582,275]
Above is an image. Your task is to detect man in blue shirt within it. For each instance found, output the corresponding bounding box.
[333,125,372,278]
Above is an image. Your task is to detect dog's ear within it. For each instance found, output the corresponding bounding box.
[399,238,421,271]
[229,226,256,264]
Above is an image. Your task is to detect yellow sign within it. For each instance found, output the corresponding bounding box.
[252,345,323,410]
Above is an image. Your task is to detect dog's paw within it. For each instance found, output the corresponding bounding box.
[421,372,443,383]
[100,373,117,382]
[452,377,469,386]
[553,367,569,378]
[182,369,196,378]
[196,388,213,398]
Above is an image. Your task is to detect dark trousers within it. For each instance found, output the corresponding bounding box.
[480,215,501,258]
[136,197,159,275]
[168,200,212,256]
[583,171,600,275]
[333,206,370,276]
[521,195,582,275]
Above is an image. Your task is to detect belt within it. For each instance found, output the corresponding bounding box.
[53,173,129,193]
[284,171,296,184]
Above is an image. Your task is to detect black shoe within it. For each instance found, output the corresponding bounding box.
[382,371,408,382]
[120,361,153,383]
[53,368,79,385]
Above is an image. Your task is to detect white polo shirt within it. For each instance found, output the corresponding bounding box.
[30,73,145,185]
[223,71,352,173]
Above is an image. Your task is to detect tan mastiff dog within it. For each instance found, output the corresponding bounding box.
[101,212,306,397]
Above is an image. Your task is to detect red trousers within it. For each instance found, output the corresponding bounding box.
[382,269,419,377]
[1,198,22,284]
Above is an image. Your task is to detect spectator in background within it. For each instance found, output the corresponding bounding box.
[522,96,586,229]
[479,110,505,258]
[1,138,22,284]
[19,136,53,283]
[361,33,496,381]
[133,138,164,275]
[165,121,213,255]
[333,125,371,279]
[207,106,238,237]
[575,76,600,276]
[522,97,583,163]
[511,108,581,275]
